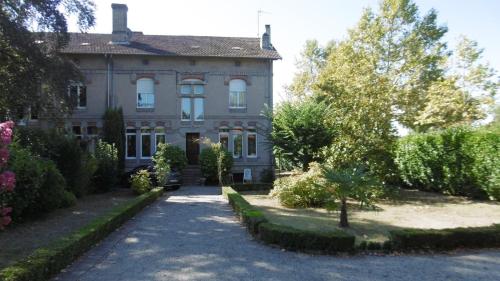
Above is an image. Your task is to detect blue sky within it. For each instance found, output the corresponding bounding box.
[68,0,500,105]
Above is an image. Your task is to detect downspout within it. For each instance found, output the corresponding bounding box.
[105,54,114,108]
[268,59,274,168]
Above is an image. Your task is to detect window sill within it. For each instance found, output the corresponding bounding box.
[229,108,247,113]
[136,108,155,112]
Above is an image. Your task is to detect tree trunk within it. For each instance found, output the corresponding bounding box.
[339,198,349,227]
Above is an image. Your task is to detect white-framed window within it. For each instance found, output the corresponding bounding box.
[247,128,257,158]
[69,84,87,109]
[219,128,229,150]
[194,98,204,121]
[126,128,137,159]
[72,126,82,140]
[137,78,155,108]
[180,79,205,121]
[86,126,98,153]
[229,79,246,108]
[232,129,243,158]
[181,98,191,121]
[140,128,152,158]
[154,127,166,153]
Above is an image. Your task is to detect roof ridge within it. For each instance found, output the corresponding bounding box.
[68,32,260,40]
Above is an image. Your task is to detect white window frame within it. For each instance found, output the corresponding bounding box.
[232,129,243,159]
[140,127,152,159]
[194,98,204,121]
[180,79,205,95]
[125,128,137,159]
[181,98,191,121]
[246,129,257,158]
[154,127,166,153]
[229,79,247,109]
[69,83,87,109]
[137,78,155,108]
[219,128,229,150]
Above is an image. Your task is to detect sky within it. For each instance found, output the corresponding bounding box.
[68,0,500,106]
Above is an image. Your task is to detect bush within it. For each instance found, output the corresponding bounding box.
[152,143,170,186]
[394,126,499,199]
[93,140,118,192]
[102,108,125,173]
[8,144,74,220]
[14,127,96,197]
[270,162,333,208]
[258,222,355,253]
[156,143,187,171]
[130,169,152,194]
[199,143,233,185]
[0,187,164,281]
[390,224,500,251]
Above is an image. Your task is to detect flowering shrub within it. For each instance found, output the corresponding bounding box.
[130,169,152,194]
[0,121,15,229]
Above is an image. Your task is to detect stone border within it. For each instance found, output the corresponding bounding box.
[0,188,164,281]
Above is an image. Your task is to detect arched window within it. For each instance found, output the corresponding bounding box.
[137,78,154,108]
[229,79,246,108]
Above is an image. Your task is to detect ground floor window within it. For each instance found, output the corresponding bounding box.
[232,130,243,158]
[219,128,229,150]
[126,128,136,158]
[155,127,166,152]
[247,129,257,157]
[72,126,82,140]
[141,128,152,158]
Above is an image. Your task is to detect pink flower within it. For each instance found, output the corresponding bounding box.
[0,121,14,129]
[0,171,15,192]
[1,215,12,228]
[0,147,8,167]
[1,207,12,216]
[0,127,12,145]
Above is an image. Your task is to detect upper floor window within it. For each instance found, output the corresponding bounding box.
[180,79,204,95]
[137,78,154,108]
[69,84,87,109]
[229,79,246,108]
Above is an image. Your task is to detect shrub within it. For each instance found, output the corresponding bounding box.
[36,161,75,213]
[8,144,74,220]
[390,224,500,251]
[394,126,499,199]
[130,169,152,194]
[200,143,233,185]
[270,162,333,208]
[102,108,125,173]
[93,140,118,192]
[156,143,187,171]
[14,127,96,197]
[152,143,170,187]
[258,222,355,253]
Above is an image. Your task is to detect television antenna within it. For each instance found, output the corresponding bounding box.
[257,9,271,37]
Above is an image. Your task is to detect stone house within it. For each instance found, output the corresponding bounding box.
[34,3,281,182]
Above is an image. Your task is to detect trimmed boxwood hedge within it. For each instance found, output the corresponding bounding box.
[231,183,272,192]
[258,222,355,253]
[223,186,355,253]
[0,188,164,281]
[390,224,500,251]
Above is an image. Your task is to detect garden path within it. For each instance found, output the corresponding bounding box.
[53,186,500,281]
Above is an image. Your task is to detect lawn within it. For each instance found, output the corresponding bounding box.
[242,189,500,244]
[0,188,136,269]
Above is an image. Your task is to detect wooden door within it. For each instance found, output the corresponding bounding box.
[186,133,200,165]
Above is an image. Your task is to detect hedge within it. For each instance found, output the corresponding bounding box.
[390,224,500,251]
[394,126,499,199]
[0,188,164,281]
[231,183,273,192]
[223,186,355,253]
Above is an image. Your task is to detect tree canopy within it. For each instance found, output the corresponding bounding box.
[0,0,95,120]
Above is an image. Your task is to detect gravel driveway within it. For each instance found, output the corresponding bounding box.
[53,186,500,281]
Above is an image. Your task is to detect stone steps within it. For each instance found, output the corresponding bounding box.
[182,165,203,185]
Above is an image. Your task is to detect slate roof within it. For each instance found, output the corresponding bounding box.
[61,32,281,60]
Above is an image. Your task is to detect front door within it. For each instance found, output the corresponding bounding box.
[186,133,200,165]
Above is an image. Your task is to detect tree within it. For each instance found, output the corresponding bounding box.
[102,108,125,172]
[0,0,95,120]
[269,98,335,171]
[322,165,380,227]
[286,40,334,98]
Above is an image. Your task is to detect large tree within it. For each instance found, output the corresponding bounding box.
[0,0,95,120]
[269,98,335,171]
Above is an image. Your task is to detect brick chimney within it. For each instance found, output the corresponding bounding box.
[261,25,271,49]
[111,3,131,44]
